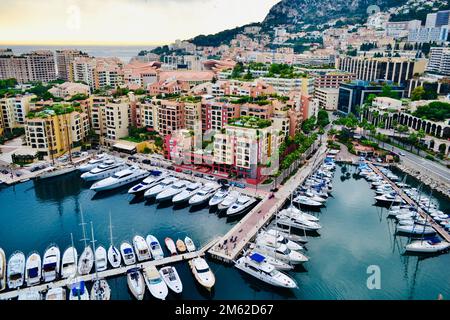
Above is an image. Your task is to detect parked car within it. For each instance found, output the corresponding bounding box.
[175,167,183,173]
[128,156,137,161]
[399,152,406,156]
[183,170,192,175]
[167,165,175,171]
[204,175,216,181]
[142,159,152,165]
[230,181,246,189]
[193,172,203,178]
[72,151,81,158]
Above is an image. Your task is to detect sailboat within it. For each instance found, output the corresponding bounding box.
[90,222,111,301]
[107,212,121,268]
[61,233,78,279]
[78,208,94,275]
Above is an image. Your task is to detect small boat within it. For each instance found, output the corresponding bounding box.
[165,237,177,255]
[374,193,405,204]
[128,170,168,195]
[78,154,108,172]
[46,287,66,300]
[90,166,149,192]
[120,242,136,265]
[293,195,323,208]
[184,237,196,252]
[235,253,297,289]
[144,177,178,199]
[61,246,78,279]
[69,281,89,300]
[189,257,215,291]
[159,266,183,294]
[18,290,42,300]
[143,266,168,300]
[266,228,308,244]
[227,195,256,216]
[156,180,189,202]
[172,182,202,204]
[91,279,111,300]
[209,187,229,206]
[253,243,308,265]
[218,190,240,211]
[189,183,220,206]
[0,248,5,291]
[247,250,293,271]
[257,231,303,251]
[25,252,42,286]
[78,246,94,275]
[127,268,146,300]
[80,160,127,181]
[146,235,164,260]
[405,237,450,253]
[176,239,187,253]
[42,245,60,282]
[276,215,322,232]
[278,206,319,222]
[95,246,108,272]
[133,235,151,261]
[396,224,436,235]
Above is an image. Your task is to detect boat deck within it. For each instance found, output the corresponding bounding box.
[367,162,450,243]
[0,237,220,300]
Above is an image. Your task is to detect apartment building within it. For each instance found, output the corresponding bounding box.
[0,94,35,130]
[314,71,355,89]
[201,100,240,132]
[315,88,339,111]
[427,47,450,76]
[103,99,130,146]
[408,26,449,43]
[122,61,159,89]
[56,49,89,81]
[260,76,315,96]
[89,96,109,135]
[184,102,202,132]
[71,57,124,90]
[155,100,185,136]
[48,82,90,100]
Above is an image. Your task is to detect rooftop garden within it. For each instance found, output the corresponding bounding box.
[227,116,272,129]
[180,95,202,103]
[26,104,78,119]
[123,126,164,149]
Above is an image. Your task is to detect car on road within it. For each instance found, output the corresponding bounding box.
[183,169,193,175]
[193,172,203,178]
[230,181,246,189]
[128,156,137,161]
[399,152,406,156]
[166,165,175,171]
[175,167,183,173]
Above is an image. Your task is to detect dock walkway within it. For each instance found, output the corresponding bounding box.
[0,237,220,300]
[367,162,450,242]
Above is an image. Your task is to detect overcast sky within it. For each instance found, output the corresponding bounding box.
[0,0,280,45]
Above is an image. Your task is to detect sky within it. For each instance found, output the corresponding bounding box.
[0,0,280,45]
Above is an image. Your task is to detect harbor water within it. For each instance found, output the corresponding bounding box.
[0,164,449,300]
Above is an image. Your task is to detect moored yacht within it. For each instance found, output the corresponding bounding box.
[209,187,229,207]
[69,281,89,300]
[42,244,60,282]
[120,242,136,265]
[276,214,322,232]
[94,246,108,272]
[25,252,41,286]
[127,268,145,300]
[257,231,303,251]
[143,266,168,300]
[253,243,308,265]
[405,237,450,253]
[396,224,436,235]
[375,192,405,204]
[293,195,323,208]
[91,279,111,301]
[0,248,5,291]
[218,190,240,211]
[90,166,149,192]
[156,180,190,202]
[189,257,215,291]
[189,183,220,206]
[128,170,168,195]
[80,160,127,181]
[172,182,202,204]
[146,235,164,260]
[61,246,78,279]
[165,237,177,255]
[227,195,256,216]
[278,205,319,222]
[184,237,196,252]
[246,250,293,271]
[7,251,25,289]
[144,176,178,199]
[133,235,151,261]
[78,246,94,275]
[160,266,183,294]
[78,154,108,172]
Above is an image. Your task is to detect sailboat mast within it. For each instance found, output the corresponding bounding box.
[80,207,88,248]
[90,222,98,277]
[70,232,76,260]
[109,211,114,247]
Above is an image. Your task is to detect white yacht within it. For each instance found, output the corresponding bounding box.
[278,205,319,222]
[128,170,168,195]
[227,195,256,216]
[156,179,190,202]
[257,231,303,251]
[0,248,5,291]
[95,246,108,272]
[189,183,220,206]
[78,154,108,172]
[184,236,196,252]
[235,254,298,289]
[299,190,327,203]
[266,228,308,244]
[405,237,450,253]
[165,237,177,255]
[18,290,42,300]
[146,235,164,260]
[133,235,151,261]
[160,266,183,294]
[37,165,77,180]
[374,193,405,204]
[91,279,111,301]
[396,224,436,235]
[61,246,78,279]
[46,287,66,300]
[218,190,240,211]
[120,242,136,265]
[78,246,94,275]
[127,268,146,300]
[42,245,60,282]
[275,215,322,232]
[143,266,168,300]
[25,252,41,286]
[69,281,89,300]
[247,250,293,271]
[144,176,179,199]
[7,251,25,289]
[209,187,229,206]
[189,257,215,291]
[90,166,149,192]
[253,243,308,265]
[172,182,202,204]
[293,195,323,208]
[80,160,127,181]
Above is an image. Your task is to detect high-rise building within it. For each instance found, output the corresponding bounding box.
[408,26,449,43]
[426,10,450,28]
[103,99,130,146]
[71,57,124,90]
[0,94,35,130]
[427,47,450,76]
[56,49,89,81]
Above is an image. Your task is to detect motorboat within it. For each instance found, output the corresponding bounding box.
[133,235,151,261]
[276,215,322,232]
[78,246,94,275]
[61,246,78,279]
[156,179,190,202]
[209,187,229,207]
[46,287,66,300]
[218,190,240,211]
[7,251,25,289]
[146,235,164,260]
[160,266,183,294]
[91,279,111,300]
[189,183,220,206]
[176,239,187,253]
[0,248,5,291]
[279,206,319,222]
[298,190,327,203]
[374,193,405,204]
[172,182,202,204]
[90,166,149,192]
[189,257,215,291]
[143,266,168,300]
[127,268,145,300]
[128,170,168,195]
[247,250,293,271]
[227,195,257,216]
[396,224,436,235]
[165,237,177,255]
[184,237,196,252]
[42,245,60,282]
[257,231,303,251]
[78,154,108,172]
[405,237,450,253]
[69,281,89,300]
[253,243,308,265]
[95,246,108,272]
[235,253,297,289]
[80,160,127,181]
[120,242,136,266]
[144,177,179,199]
[265,228,308,244]
[25,252,41,286]
[293,195,323,208]
[18,290,42,300]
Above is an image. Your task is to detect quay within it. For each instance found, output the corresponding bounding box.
[366,162,450,243]
[208,145,329,264]
[0,237,221,300]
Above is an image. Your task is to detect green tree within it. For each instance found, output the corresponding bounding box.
[411,86,425,101]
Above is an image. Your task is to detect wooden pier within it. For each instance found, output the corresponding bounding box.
[208,145,329,264]
[0,237,220,300]
[367,162,450,243]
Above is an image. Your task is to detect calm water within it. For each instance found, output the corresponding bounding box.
[0,164,449,300]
